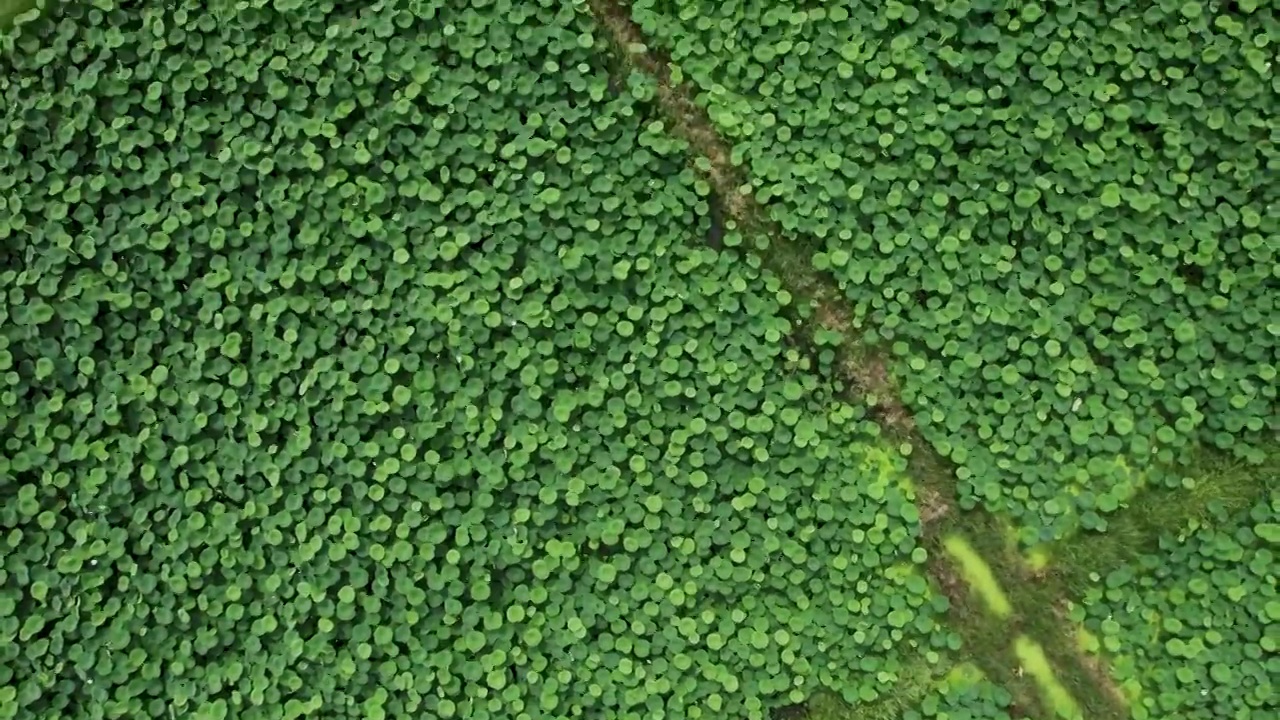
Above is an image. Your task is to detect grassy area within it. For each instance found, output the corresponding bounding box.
[899,440,1129,720]
[803,658,938,720]
[1035,447,1280,597]
[942,535,1013,619]
[778,444,1278,720]
[903,441,1278,720]
[804,661,1031,720]
[1013,636,1083,720]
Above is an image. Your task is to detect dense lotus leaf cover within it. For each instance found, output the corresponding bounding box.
[0,1,955,718]
[631,0,1280,541]
[1070,496,1279,719]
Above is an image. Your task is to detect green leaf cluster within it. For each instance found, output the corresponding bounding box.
[899,669,1022,720]
[1069,497,1279,719]
[907,676,1021,720]
[632,0,1279,541]
[809,660,1024,720]
[0,2,950,719]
